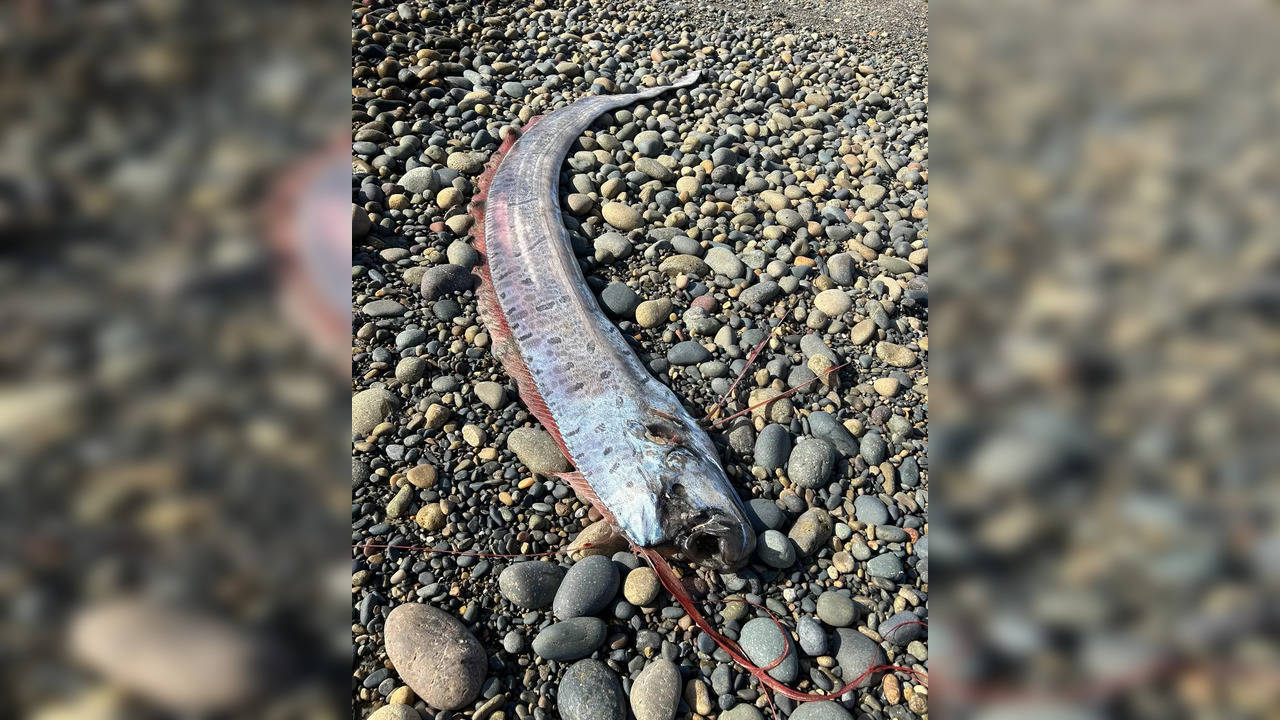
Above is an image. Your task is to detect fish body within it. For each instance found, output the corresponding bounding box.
[470,72,756,570]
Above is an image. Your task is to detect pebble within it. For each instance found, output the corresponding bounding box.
[363,298,407,318]
[866,553,904,580]
[630,658,681,720]
[850,318,877,345]
[507,426,570,475]
[875,341,918,368]
[744,497,787,533]
[399,167,437,195]
[667,340,710,366]
[788,507,833,556]
[498,561,565,609]
[558,659,625,720]
[753,424,791,471]
[369,705,421,720]
[756,529,796,568]
[552,555,620,619]
[787,437,836,488]
[796,616,829,656]
[635,298,673,328]
[791,701,854,720]
[834,628,886,688]
[854,496,890,525]
[878,611,925,645]
[474,381,507,410]
[808,412,859,456]
[420,264,473,300]
[739,617,799,682]
[859,433,888,465]
[601,280,640,317]
[815,591,857,627]
[721,706,765,720]
[594,232,633,262]
[623,567,660,606]
[384,603,486,710]
[602,202,643,231]
[634,130,664,156]
[353,388,398,435]
[658,254,710,276]
[704,246,746,279]
[814,289,852,317]
[740,280,782,306]
[532,617,607,661]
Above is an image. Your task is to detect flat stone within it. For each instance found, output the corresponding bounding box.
[756,529,796,569]
[532,617,607,661]
[854,496,890,525]
[363,299,407,317]
[498,561,565,609]
[602,202,643,231]
[875,341,918,368]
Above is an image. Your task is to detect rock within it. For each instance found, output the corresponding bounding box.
[558,659,625,720]
[756,529,796,568]
[363,299,407,317]
[406,464,437,489]
[634,130,664,156]
[658,254,710,276]
[369,706,421,720]
[850,318,876,345]
[744,497,787,532]
[704,246,746,279]
[636,157,674,181]
[788,507,832,555]
[739,617,799,682]
[787,437,836,488]
[623,567,660,606]
[501,81,527,98]
[553,555,620,619]
[630,658,681,720]
[854,496,890,525]
[594,232,633,262]
[532,617,607,661]
[602,202,643,231]
[878,611,924,645]
[875,341,918,368]
[667,340,710,366]
[683,678,714,716]
[859,183,886,206]
[353,387,397,435]
[866,553,903,580]
[754,423,791,471]
[474,381,508,409]
[790,701,854,720]
[601,280,641,317]
[507,426,570,475]
[814,289,852,317]
[420,264,473,300]
[859,432,888,465]
[498,561,565,609]
[415,503,446,531]
[873,377,900,397]
[807,411,859,456]
[721,705,766,720]
[386,484,413,518]
[385,603,486,710]
[828,253,855,285]
[446,240,479,268]
[635,298,673,328]
[815,591,857,627]
[796,616,828,656]
[395,357,426,384]
[69,599,267,713]
[446,151,484,175]
[354,204,372,238]
[775,208,803,229]
[740,280,781,306]
[833,628,886,688]
[400,167,437,194]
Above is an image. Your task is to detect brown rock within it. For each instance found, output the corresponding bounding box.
[385,604,486,710]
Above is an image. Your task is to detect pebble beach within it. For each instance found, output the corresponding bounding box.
[352,0,928,718]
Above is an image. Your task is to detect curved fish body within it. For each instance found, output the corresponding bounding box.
[470,71,756,571]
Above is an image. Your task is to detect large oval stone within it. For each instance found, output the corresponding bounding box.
[385,603,486,710]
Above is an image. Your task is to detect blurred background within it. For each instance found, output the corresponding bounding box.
[0,1,350,718]
[3,0,1278,719]
[932,0,1280,718]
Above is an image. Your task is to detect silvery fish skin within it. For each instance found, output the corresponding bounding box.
[475,71,757,571]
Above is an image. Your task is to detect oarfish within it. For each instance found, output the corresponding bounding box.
[468,71,757,571]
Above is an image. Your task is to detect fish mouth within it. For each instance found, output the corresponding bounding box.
[679,512,756,572]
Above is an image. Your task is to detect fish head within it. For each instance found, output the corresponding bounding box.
[631,413,757,572]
